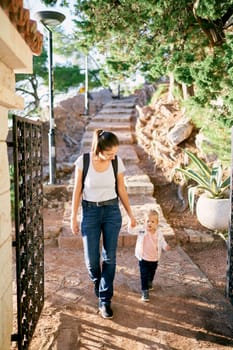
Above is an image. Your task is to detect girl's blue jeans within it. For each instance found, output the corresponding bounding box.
[81,201,122,305]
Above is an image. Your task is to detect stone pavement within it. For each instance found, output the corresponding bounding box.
[27,244,233,349]
[30,97,233,349]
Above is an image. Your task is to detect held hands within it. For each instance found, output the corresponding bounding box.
[71,217,80,235]
[128,215,137,229]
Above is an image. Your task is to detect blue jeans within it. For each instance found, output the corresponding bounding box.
[139,259,158,291]
[81,201,122,305]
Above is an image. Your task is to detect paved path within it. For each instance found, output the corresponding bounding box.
[28,244,233,350]
[28,97,233,350]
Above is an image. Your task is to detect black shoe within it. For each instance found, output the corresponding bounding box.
[99,303,113,319]
[148,281,154,290]
[141,290,149,302]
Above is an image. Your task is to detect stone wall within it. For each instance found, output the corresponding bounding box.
[0,105,12,350]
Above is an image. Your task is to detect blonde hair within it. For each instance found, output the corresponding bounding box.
[146,209,159,218]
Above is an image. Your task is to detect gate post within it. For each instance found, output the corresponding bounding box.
[226,127,233,304]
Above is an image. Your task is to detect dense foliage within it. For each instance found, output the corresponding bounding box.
[39,0,233,110]
[70,1,233,98]
[40,1,233,162]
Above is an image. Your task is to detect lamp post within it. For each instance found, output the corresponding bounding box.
[35,11,65,184]
[84,54,89,115]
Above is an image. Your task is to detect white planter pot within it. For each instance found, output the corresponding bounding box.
[196,193,230,231]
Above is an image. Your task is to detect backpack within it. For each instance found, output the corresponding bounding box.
[82,153,118,196]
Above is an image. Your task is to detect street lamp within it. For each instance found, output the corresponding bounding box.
[35,11,66,184]
[84,54,89,115]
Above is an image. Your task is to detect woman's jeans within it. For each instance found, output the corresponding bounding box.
[81,201,122,305]
[139,259,158,291]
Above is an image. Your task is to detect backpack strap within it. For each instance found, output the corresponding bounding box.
[82,153,118,196]
[82,153,90,191]
[112,156,118,196]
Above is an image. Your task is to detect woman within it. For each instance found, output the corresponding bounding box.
[71,129,136,319]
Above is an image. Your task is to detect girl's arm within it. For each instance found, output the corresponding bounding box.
[117,172,137,228]
[70,166,83,235]
[160,232,171,251]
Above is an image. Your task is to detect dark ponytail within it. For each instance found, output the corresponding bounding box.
[91,129,119,155]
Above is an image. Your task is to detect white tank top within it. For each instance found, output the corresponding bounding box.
[75,153,125,202]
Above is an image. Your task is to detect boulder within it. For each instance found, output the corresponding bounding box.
[167,117,193,146]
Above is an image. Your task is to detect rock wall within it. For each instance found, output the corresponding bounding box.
[135,90,196,180]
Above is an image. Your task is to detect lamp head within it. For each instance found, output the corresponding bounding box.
[35,10,65,27]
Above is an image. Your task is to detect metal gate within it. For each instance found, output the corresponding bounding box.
[11,115,44,350]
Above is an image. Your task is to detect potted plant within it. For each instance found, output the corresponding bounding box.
[175,150,231,231]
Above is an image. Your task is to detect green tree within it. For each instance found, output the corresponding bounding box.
[52,29,102,89]
[39,1,233,123]
[52,0,233,163]
[71,0,233,89]
[15,30,101,116]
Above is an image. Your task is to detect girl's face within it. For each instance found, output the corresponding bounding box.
[145,213,158,233]
[99,146,119,160]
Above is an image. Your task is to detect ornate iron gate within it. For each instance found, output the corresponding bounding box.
[11,115,44,349]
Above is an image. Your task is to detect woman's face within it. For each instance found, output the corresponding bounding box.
[99,146,119,160]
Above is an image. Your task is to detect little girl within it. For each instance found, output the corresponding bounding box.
[129,209,170,301]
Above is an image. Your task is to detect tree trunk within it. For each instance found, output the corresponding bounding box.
[167,72,174,102]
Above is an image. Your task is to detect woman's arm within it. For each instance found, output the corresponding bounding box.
[70,166,83,235]
[117,172,137,227]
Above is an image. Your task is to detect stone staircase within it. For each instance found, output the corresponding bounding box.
[58,96,174,249]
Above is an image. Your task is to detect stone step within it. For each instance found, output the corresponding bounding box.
[119,146,139,165]
[105,98,136,109]
[105,103,136,109]
[125,173,154,196]
[97,107,134,115]
[58,229,139,250]
[91,113,133,123]
[86,121,132,132]
[81,130,134,148]
[58,197,174,250]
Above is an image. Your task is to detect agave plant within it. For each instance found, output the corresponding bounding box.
[175,150,230,213]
